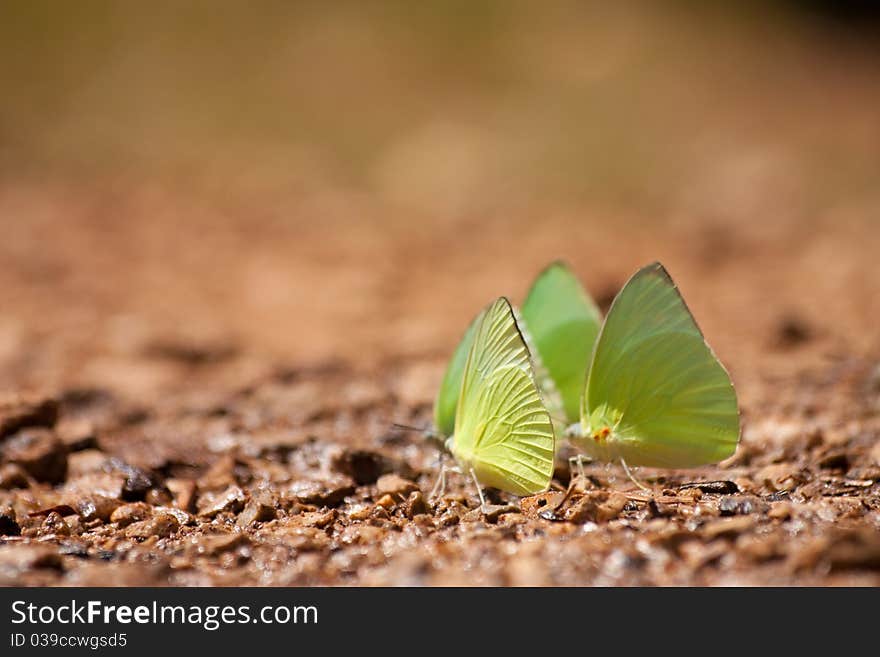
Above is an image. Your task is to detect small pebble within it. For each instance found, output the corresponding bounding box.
[564,491,627,523]
[236,500,276,528]
[0,545,62,573]
[41,511,71,537]
[375,494,397,511]
[0,507,21,536]
[0,393,59,438]
[125,514,179,540]
[347,504,372,521]
[287,476,355,507]
[701,516,756,539]
[75,495,123,523]
[110,502,153,527]
[377,473,420,497]
[330,448,413,484]
[767,502,792,520]
[480,503,520,523]
[152,506,194,526]
[166,479,197,512]
[300,509,337,528]
[144,487,173,506]
[195,533,249,556]
[1,428,67,483]
[197,485,246,518]
[0,463,29,489]
[404,491,429,519]
[718,495,766,516]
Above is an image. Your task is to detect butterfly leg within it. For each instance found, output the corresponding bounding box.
[620,458,651,493]
[567,454,590,483]
[469,468,488,513]
[429,454,448,500]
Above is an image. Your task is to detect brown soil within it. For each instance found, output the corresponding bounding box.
[1,5,879,586]
[0,175,878,586]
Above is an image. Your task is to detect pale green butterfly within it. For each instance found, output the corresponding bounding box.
[432,292,564,440]
[435,262,595,440]
[432,308,485,440]
[566,262,740,469]
[521,261,602,424]
[445,297,555,496]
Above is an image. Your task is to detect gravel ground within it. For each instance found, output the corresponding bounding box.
[0,179,878,586]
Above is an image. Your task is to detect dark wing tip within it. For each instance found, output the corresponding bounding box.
[495,296,534,358]
[546,258,574,272]
[634,261,680,293]
[496,296,514,313]
[542,259,578,280]
[525,260,576,296]
[494,296,521,326]
[481,296,512,318]
[634,261,709,339]
[639,260,670,279]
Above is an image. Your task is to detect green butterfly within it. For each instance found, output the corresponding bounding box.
[521,261,602,424]
[435,261,600,436]
[437,297,555,496]
[432,308,484,440]
[565,262,740,469]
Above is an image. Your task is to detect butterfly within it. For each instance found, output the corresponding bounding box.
[564,262,740,471]
[439,297,555,497]
[435,261,598,439]
[520,261,602,425]
[432,307,485,441]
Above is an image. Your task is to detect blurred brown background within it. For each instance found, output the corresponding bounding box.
[1,1,878,401]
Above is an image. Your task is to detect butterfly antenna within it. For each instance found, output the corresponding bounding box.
[391,423,425,433]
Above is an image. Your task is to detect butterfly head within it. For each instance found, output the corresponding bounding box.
[562,423,582,439]
[569,413,617,463]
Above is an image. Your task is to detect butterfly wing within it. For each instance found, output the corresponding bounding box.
[433,309,485,437]
[513,306,565,435]
[521,261,602,422]
[452,298,555,495]
[580,263,740,467]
